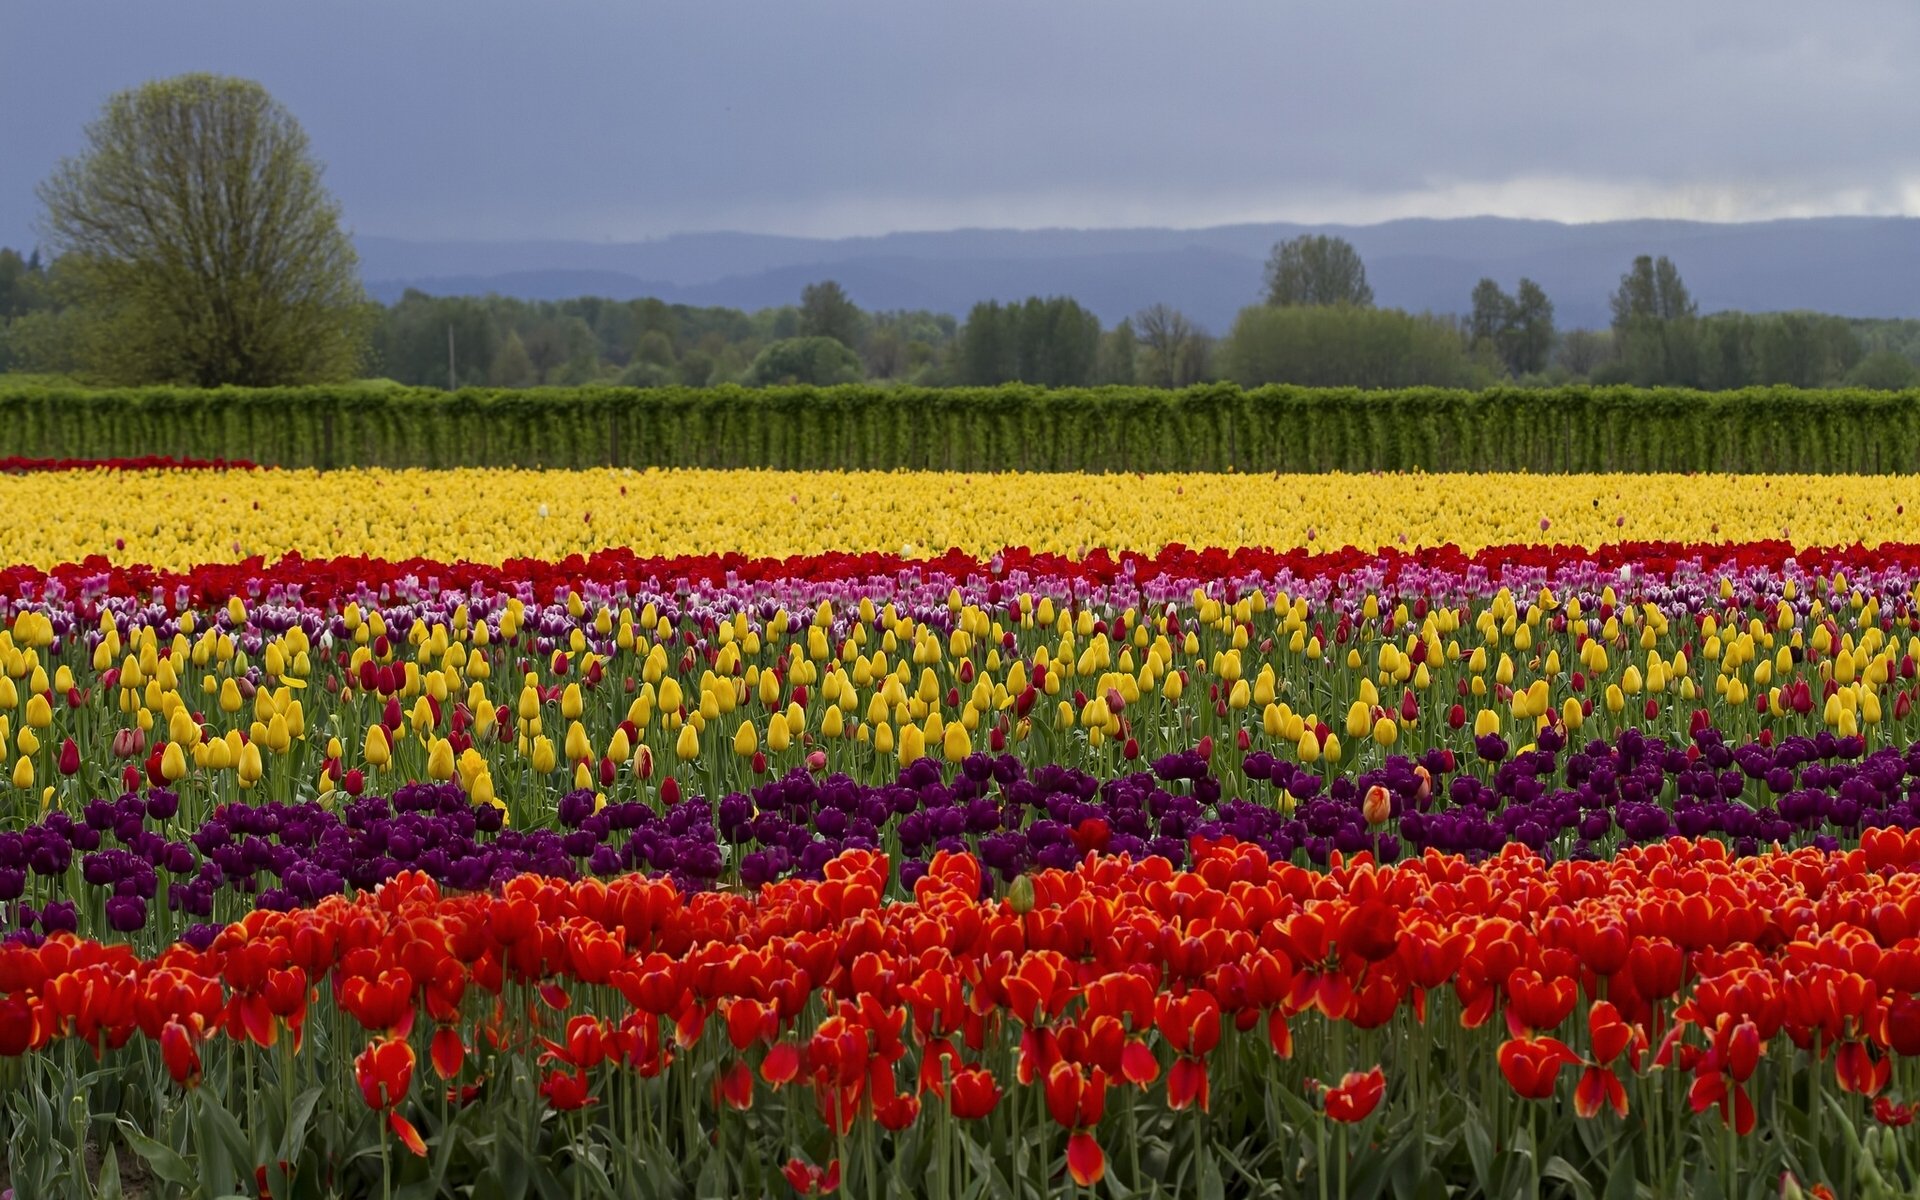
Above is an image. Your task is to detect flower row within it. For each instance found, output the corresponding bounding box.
[4,834,1918,1196]
[13,724,1920,947]
[4,466,1920,569]
[3,541,1920,831]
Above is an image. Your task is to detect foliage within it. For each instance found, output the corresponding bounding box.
[1847,349,1920,390]
[1263,234,1374,308]
[798,280,868,349]
[35,74,369,386]
[1219,305,1486,390]
[744,337,865,387]
[1132,305,1211,388]
[7,381,1920,472]
[1470,278,1555,377]
[953,297,1102,386]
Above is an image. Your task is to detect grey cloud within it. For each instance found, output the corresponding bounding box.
[3,0,1918,247]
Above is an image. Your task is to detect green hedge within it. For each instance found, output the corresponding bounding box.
[3,382,1919,472]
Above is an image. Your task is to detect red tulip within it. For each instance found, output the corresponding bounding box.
[1497,1037,1576,1100]
[1322,1067,1385,1122]
[1043,1061,1107,1130]
[57,737,79,777]
[355,1037,415,1111]
[388,1112,427,1156]
[715,1059,754,1110]
[1066,1132,1105,1187]
[1573,1066,1628,1119]
[1341,900,1400,963]
[1587,1002,1634,1067]
[1835,1041,1889,1097]
[760,1041,801,1087]
[1167,1057,1209,1112]
[159,1020,200,1089]
[948,1065,1002,1119]
[1506,970,1576,1033]
[782,1158,841,1196]
[541,1068,595,1111]
[430,1028,464,1080]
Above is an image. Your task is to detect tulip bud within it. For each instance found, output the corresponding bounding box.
[659,776,681,805]
[363,724,392,769]
[427,739,456,781]
[1007,874,1035,915]
[1363,784,1391,826]
[57,737,79,777]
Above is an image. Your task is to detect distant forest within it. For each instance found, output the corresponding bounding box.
[6,239,1920,391]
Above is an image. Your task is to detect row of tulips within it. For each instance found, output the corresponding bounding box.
[10,723,1920,949]
[4,832,1920,1197]
[7,542,1920,829]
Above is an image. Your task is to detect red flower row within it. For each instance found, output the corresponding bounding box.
[2,538,1912,608]
[0,456,260,473]
[6,828,1920,1187]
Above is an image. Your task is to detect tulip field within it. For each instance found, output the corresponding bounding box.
[6,462,1920,1199]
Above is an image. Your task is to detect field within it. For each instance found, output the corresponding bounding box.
[0,456,1915,1199]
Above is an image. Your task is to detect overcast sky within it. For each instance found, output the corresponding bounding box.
[4,1,1918,249]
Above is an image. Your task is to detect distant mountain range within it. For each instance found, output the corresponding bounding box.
[356,216,1920,333]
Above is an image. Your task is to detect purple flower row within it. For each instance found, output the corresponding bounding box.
[7,725,1920,945]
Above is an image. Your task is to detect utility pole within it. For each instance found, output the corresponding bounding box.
[448,323,457,390]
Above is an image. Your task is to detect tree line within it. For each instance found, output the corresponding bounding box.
[5,75,1919,392]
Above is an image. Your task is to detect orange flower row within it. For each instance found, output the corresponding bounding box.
[5,828,1920,1192]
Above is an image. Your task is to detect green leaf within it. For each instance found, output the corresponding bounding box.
[1603,1155,1640,1200]
[197,1089,252,1169]
[94,1139,122,1200]
[956,1132,1016,1200]
[276,1084,325,1162]
[1544,1155,1598,1200]
[1197,1148,1225,1200]
[118,1120,196,1187]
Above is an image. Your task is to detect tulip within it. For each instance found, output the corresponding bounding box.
[355,1037,416,1110]
[159,1020,201,1088]
[1497,1037,1576,1100]
[1362,784,1391,826]
[364,724,391,769]
[1322,1067,1385,1122]
[947,1065,1001,1119]
[782,1159,841,1196]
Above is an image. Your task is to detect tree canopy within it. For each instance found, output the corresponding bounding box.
[1263,235,1374,308]
[35,74,370,385]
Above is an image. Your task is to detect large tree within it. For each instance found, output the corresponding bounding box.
[1263,235,1373,308]
[1133,304,1208,387]
[1609,254,1695,333]
[36,74,369,385]
[798,280,866,349]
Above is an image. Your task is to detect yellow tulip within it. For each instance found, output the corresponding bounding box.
[364,724,392,768]
[427,738,456,781]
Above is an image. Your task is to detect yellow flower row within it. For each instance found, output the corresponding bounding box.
[0,467,1914,569]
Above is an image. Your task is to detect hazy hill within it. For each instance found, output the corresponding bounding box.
[357,216,1920,333]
